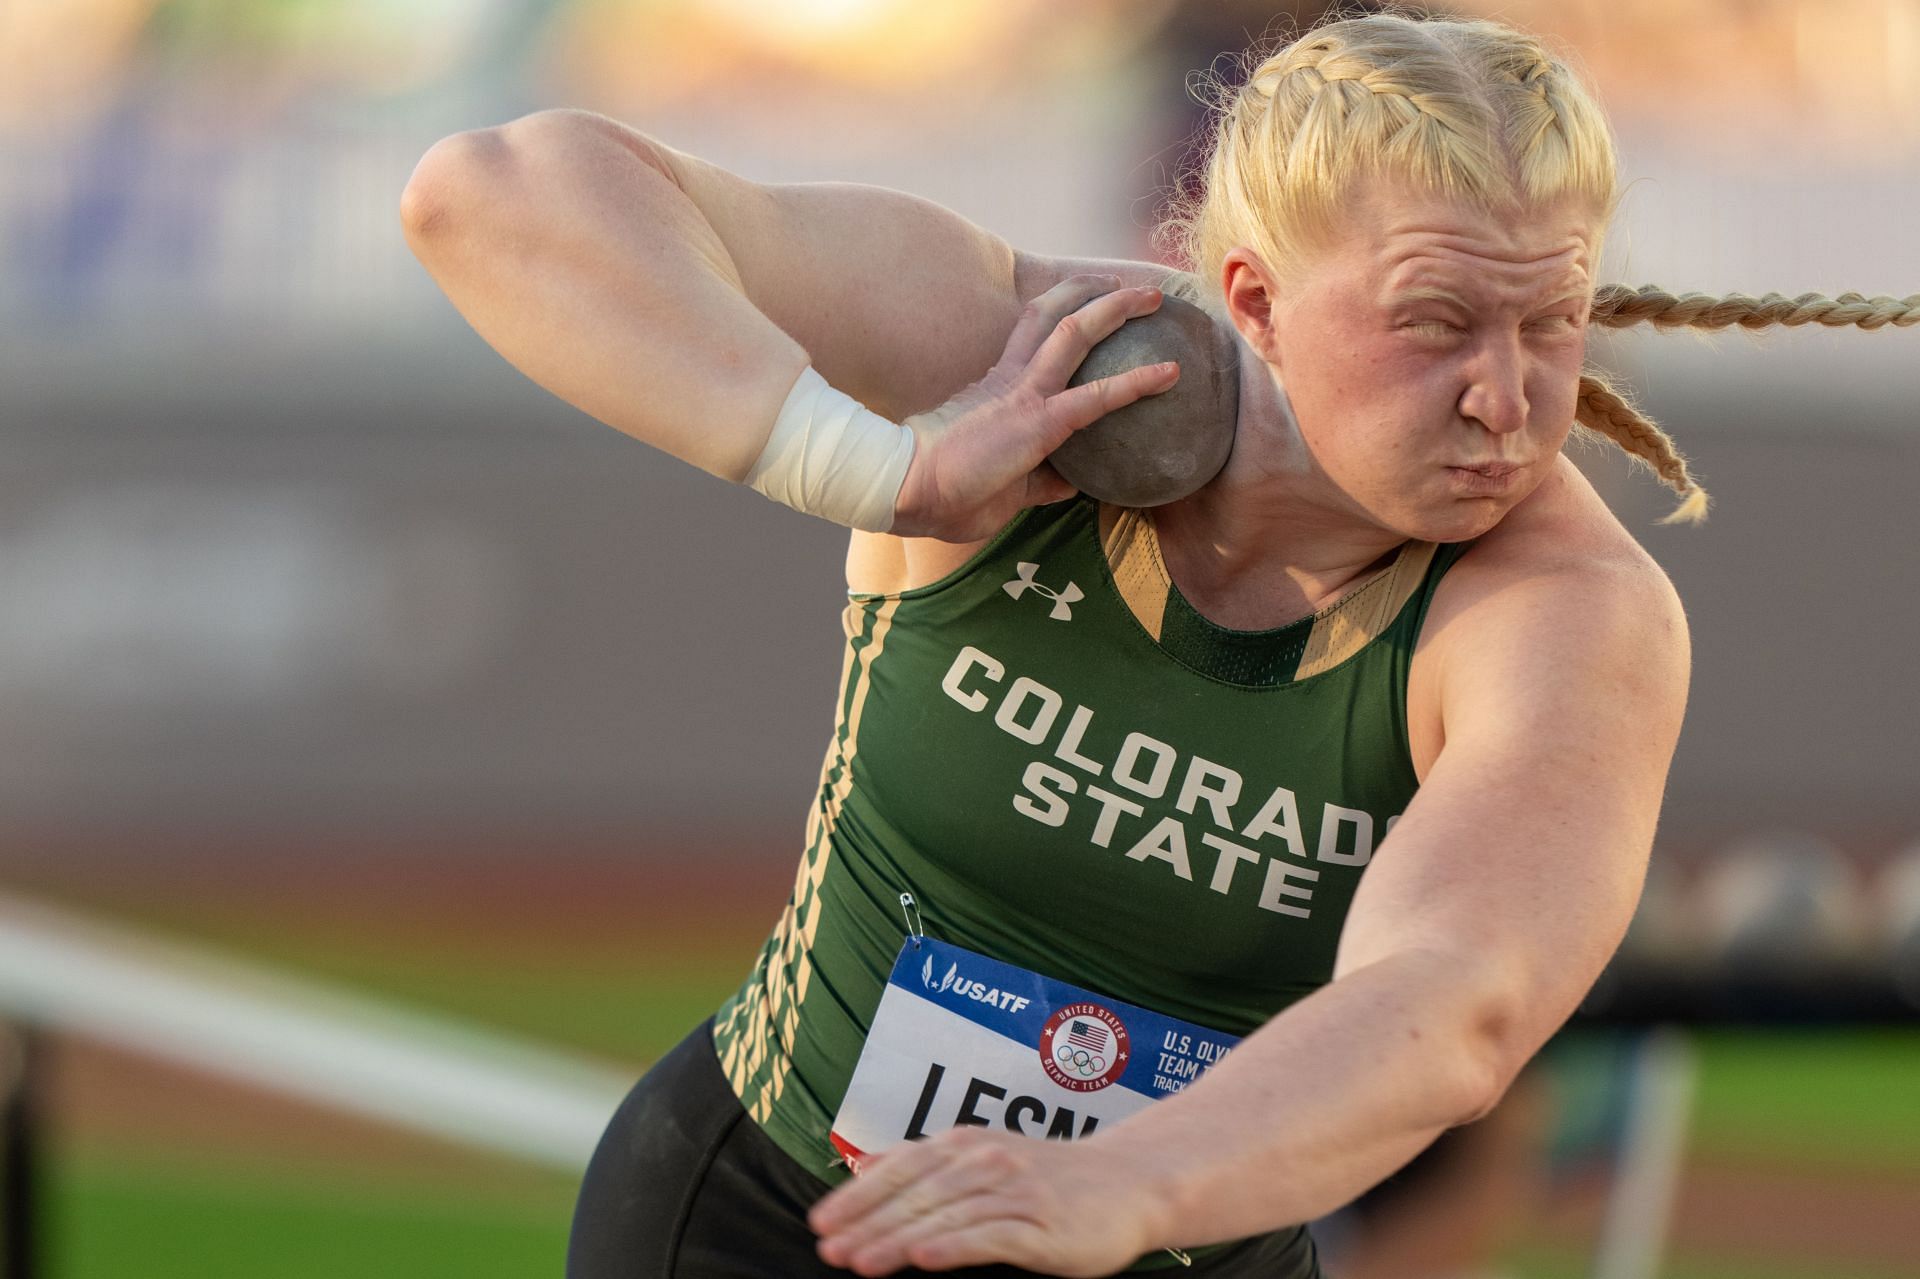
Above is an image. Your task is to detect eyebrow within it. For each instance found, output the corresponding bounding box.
[1385,284,1591,312]
[1387,286,1474,310]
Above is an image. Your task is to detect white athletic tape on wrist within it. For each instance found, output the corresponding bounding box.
[744,366,915,532]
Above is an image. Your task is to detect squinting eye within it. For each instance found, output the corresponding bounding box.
[1404,321,1460,337]
[1528,315,1579,334]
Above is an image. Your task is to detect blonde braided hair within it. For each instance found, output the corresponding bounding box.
[1592,286,1920,332]
[1572,371,1708,525]
[1579,288,1920,522]
[1161,9,1918,525]
[1179,16,1611,286]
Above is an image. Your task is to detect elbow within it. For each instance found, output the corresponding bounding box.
[1451,1050,1513,1128]
[1449,993,1534,1126]
[400,127,509,245]
[399,110,677,245]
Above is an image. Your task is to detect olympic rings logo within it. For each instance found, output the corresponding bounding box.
[1052,1043,1107,1077]
[1038,1002,1130,1093]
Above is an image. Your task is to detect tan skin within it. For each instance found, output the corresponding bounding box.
[402,110,1688,1276]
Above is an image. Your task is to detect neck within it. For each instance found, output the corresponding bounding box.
[1152,326,1406,627]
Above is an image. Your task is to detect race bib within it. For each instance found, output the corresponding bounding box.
[829,937,1241,1172]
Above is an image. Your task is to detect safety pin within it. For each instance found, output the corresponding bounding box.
[1164,1247,1192,1266]
[898,892,926,947]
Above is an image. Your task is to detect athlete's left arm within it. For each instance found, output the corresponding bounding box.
[809,526,1689,1275]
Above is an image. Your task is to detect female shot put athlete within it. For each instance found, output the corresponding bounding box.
[403,10,1904,1277]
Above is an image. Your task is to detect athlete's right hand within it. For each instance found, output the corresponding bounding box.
[887,275,1180,542]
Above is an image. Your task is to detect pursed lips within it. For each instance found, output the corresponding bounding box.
[1444,460,1528,495]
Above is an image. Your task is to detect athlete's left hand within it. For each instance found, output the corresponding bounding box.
[809,1126,1166,1276]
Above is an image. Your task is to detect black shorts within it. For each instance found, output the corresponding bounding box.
[567,1020,1323,1278]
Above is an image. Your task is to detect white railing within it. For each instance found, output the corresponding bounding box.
[0,890,635,1173]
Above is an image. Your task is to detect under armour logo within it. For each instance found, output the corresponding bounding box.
[1002,562,1083,621]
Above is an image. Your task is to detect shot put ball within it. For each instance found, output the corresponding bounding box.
[1050,294,1239,508]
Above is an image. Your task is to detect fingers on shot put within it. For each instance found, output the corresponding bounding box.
[1002,273,1130,366]
[1024,277,1172,395]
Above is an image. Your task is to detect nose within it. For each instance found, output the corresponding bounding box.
[1457,334,1529,435]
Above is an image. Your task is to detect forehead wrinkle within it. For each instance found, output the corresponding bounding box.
[1382,232,1591,277]
[1381,242,1592,312]
[1376,209,1595,279]
[1334,177,1603,286]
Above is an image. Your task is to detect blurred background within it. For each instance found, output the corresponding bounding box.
[1,1,1916,1277]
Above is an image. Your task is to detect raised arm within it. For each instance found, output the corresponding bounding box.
[399,110,1176,539]
[403,109,1019,473]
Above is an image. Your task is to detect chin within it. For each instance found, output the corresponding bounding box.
[1388,497,1514,545]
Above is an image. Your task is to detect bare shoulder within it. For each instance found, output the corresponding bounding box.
[1407,456,1690,772]
[1434,455,1685,639]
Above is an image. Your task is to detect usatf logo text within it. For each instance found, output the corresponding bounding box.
[1002,562,1082,621]
[921,954,1032,1013]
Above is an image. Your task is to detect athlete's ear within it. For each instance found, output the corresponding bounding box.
[1220,249,1283,370]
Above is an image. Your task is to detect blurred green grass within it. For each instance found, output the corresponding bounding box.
[50,1149,576,1279]
[1687,1028,1920,1175]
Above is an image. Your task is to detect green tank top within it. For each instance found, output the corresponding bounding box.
[713,496,1472,1186]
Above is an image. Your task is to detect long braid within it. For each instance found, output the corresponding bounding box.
[1592,286,1920,331]
[1575,285,1918,522]
[1574,372,1710,525]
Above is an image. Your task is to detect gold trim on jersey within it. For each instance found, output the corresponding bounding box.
[1098,503,1435,679]
[719,594,901,1123]
[1295,540,1436,678]
[1098,505,1170,641]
